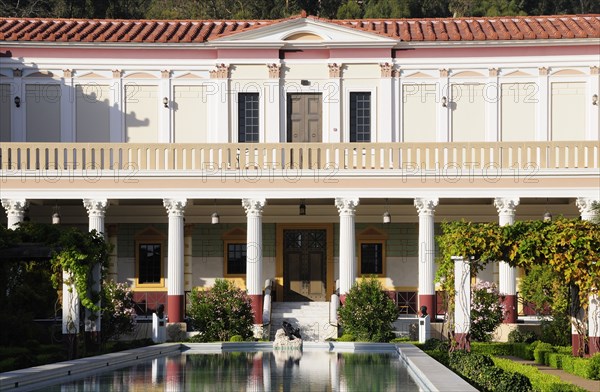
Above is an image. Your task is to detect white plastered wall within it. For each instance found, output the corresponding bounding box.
[75,84,111,142]
[124,84,159,142]
[551,81,586,140]
[0,83,10,141]
[402,82,437,142]
[25,83,61,142]
[172,85,208,142]
[500,82,537,141]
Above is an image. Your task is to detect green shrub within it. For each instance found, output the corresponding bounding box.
[471,342,514,356]
[389,337,411,343]
[423,338,449,352]
[533,342,554,364]
[337,277,398,342]
[188,279,254,342]
[512,342,535,360]
[229,335,244,342]
[493,357,586,392]
[507,329,538,344]
[337,333,355,342]
[588,353,600,380]
[547,352,564,369]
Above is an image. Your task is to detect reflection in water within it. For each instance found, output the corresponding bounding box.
[32,350,424,392]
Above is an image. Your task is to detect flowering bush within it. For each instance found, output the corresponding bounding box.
[337,277,399,342]
[188,279,254,342]
[470,281,506,342]
[101,281,136,342]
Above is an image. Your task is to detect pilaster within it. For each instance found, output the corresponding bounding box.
[415,197,439,315]
[61,69,74,142]
[378,63,393,142]
[243,198,266,325]
[1,198,28,229]
[327,63,342,143]
[537,67,549,140]
[438,69,449,142]
[11,68,25,141]
[163,198,187,323]
[494,197,519,323]
[209,64,229,143]
[265,63,281,143]
[335,197,359,298]
[160,70,172,143]
[109,69,123,142]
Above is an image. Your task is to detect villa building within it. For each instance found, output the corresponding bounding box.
[0,13,598,344]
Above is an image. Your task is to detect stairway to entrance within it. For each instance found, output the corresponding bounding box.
[269,302,336,342]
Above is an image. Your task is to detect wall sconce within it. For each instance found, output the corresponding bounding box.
[441,96,447,107]
[52,205,61,225]
[300,80,310,86]
[593,94,598,106]
[162,97,169,108]
[14,96,20,108]
[299,200,306,216]
[543,211,552,222]
[211,199,220,224]
[383,198,391,224]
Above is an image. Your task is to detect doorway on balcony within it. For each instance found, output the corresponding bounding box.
[287,93,322,143]
[282,228,327,301]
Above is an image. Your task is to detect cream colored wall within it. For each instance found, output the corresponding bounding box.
[189,256,275,290]
[125,84,159,142]
[501,83,536,141]
[25,84,61,142]
[230,64,267,79]
[284,64,328,80]
[385,257,419,290]
[343,64,380,79]
[551,82,586,141]
[451,83,485,142]
[0,84,10,142]
[173,85,208,142]
[402,83,437,142]
[75,84,111,142]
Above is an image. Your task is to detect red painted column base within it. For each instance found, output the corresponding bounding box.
[453,332,471,352]
[589,337,600,356]
[572,334,586,356]
[340,294,347,305]
[249,294,263,324]
[168,294,184,323]
[418,294,436,318]
[501,294,518,323]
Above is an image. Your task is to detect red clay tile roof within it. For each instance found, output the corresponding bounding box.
[0,14,598,44]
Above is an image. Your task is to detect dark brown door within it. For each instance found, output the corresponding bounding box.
[287,93,322,143]
[283,229,327,301]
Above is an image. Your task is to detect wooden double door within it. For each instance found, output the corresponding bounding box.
[283,229,327,301]
[287,93,322,143]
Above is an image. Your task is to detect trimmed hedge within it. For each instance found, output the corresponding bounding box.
[493,357,586,392]
[512,342,535,360]
[471,342,514,356]
[533,342,554,364]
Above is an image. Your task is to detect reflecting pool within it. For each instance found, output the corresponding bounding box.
[28,350,426,391]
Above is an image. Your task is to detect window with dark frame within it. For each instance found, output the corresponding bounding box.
[350,91,371,142]
[360,242,383,275]
[227,243,247,275]
[138,243,161,284]
[238,93,259,143]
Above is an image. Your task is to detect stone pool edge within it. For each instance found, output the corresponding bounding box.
[0,342,475,392]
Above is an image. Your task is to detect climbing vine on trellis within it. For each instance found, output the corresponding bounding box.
[436,218,600,311]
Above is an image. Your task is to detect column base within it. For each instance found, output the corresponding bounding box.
[340,294,347,305]
[249,294,263,324]
[252,324,265,340]
[418,294,436,318]
[452,332,471,352]
[501,295,517,324]
[572,334,586,356]
[589,337,600,356]
[168,294,184,323]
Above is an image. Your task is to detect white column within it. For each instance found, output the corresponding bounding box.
[378,63,393,142]
[414,197,439,315]
[243,198,266,326]
[486,68,499,141]
[83,199,108,334]
[109,69,123,142]
[454,256,471,349]
[536,67,549,140]
[265,64,281,143]
[160,70,172,143]
[587,66,599,140]
[494,197,519,323]
[327,63,342,143]
[61,69,74,142]
[163,198,187,323]
[335,197,359,297]
[577,197,600,355]
[438,69,450,142]
[1,198,28,229]
[11,69,25,141]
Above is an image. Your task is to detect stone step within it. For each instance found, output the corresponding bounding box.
[268,302,336,342]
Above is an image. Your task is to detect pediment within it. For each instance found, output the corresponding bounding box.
[135,226,165,239]
[222,227,246,240]
[357,226,388,239]
[211,17,397,47]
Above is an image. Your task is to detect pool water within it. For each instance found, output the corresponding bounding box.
[28,350,425,391]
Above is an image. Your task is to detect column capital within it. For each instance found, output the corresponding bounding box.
[414,198,438,215]
[242,198,266,216]
[1,199,28,217]
[335,197,359,215]
[163,198,187,217]
[267,63,281,79]
[328,63,342,78]
[209,63,229,79]
[494,197,520,215]
[576,197,598,217]
[83,199,108,217]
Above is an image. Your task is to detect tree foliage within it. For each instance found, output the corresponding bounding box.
[338,277,399,342]
[1,0,598,19]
